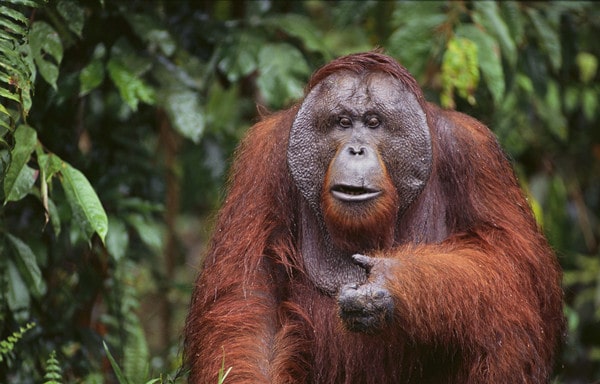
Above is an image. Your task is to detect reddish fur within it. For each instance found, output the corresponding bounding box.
[184,53,564,383]
[321,149,399,252]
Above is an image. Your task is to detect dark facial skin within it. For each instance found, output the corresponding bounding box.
[287,71,433,298]
[289,71,432,223]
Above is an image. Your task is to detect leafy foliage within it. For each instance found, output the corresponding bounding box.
[0,321,34,362]
[0,1,598,383]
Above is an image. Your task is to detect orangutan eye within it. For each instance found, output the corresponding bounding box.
[339,117,352,128]
[367,117,380,128]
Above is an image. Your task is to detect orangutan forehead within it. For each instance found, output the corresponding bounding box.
[314,72,409,106]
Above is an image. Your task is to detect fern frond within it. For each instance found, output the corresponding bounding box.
[0,0,40,127]
[43,350,63,384]
[0,321,35,362]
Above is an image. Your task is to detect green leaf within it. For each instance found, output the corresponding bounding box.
[3,0,38,7]
[256,43,310,109]
[456,25,505,105]
[0,5,29,27]
[57,0,85,37]
[29,21,63,89]
[500,2,525,46]
[161,88,204,143]
[526,8,561,71]
[542,80,567,141]
[4,164,36,203]
[576,52,598,84]
[263,14,330,57]
[37,152,63,182]
[473,1,517,67]
[79,58,105,96]
[6,233,47,298]
[0,10,27,36]
[47,197,61,236]
[106,216,129,262]
[6,259,30,312]
[582,88,598,121]
[128,13,176,56]
[60,162,108,243]
[206,81,240,134]
[103,342,130,384]
[107,59,155,111]
[387,2,447,79]
[217,33,262,82]
[441,37,480,108]
[126,214,163,254]
[4,124,37,203]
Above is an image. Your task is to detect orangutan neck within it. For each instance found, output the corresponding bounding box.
[299,203,367,296]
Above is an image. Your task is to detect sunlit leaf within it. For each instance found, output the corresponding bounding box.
[456,25,505,105]
[441,37,479,108]
[576,52,598,84]
[60,162,108,243]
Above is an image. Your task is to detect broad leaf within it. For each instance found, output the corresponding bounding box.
[527,8,561,71]
[441,37,480,108]
[57,0,85,37]
[79,58,105,96]
[162,88,205,143]
[500,2,525,46]
[263,14,330,57]
[473,1,517,67]
[218,33,262,82]
[128,13,176,56]
[256,43,310,108]
[6,259,30,313]
[4,124,37,203]
[106,216,129,262]
[4,164,36,203]
[126,214,164,254]
[107,59,155,111]
[6,233,47,298]
[37,152,63,182]
[387,2,447,79]
[29,21,63,89]
[456,25,505,105]
[60,162,108,243]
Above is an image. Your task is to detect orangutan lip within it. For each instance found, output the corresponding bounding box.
[331,185,381,202]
